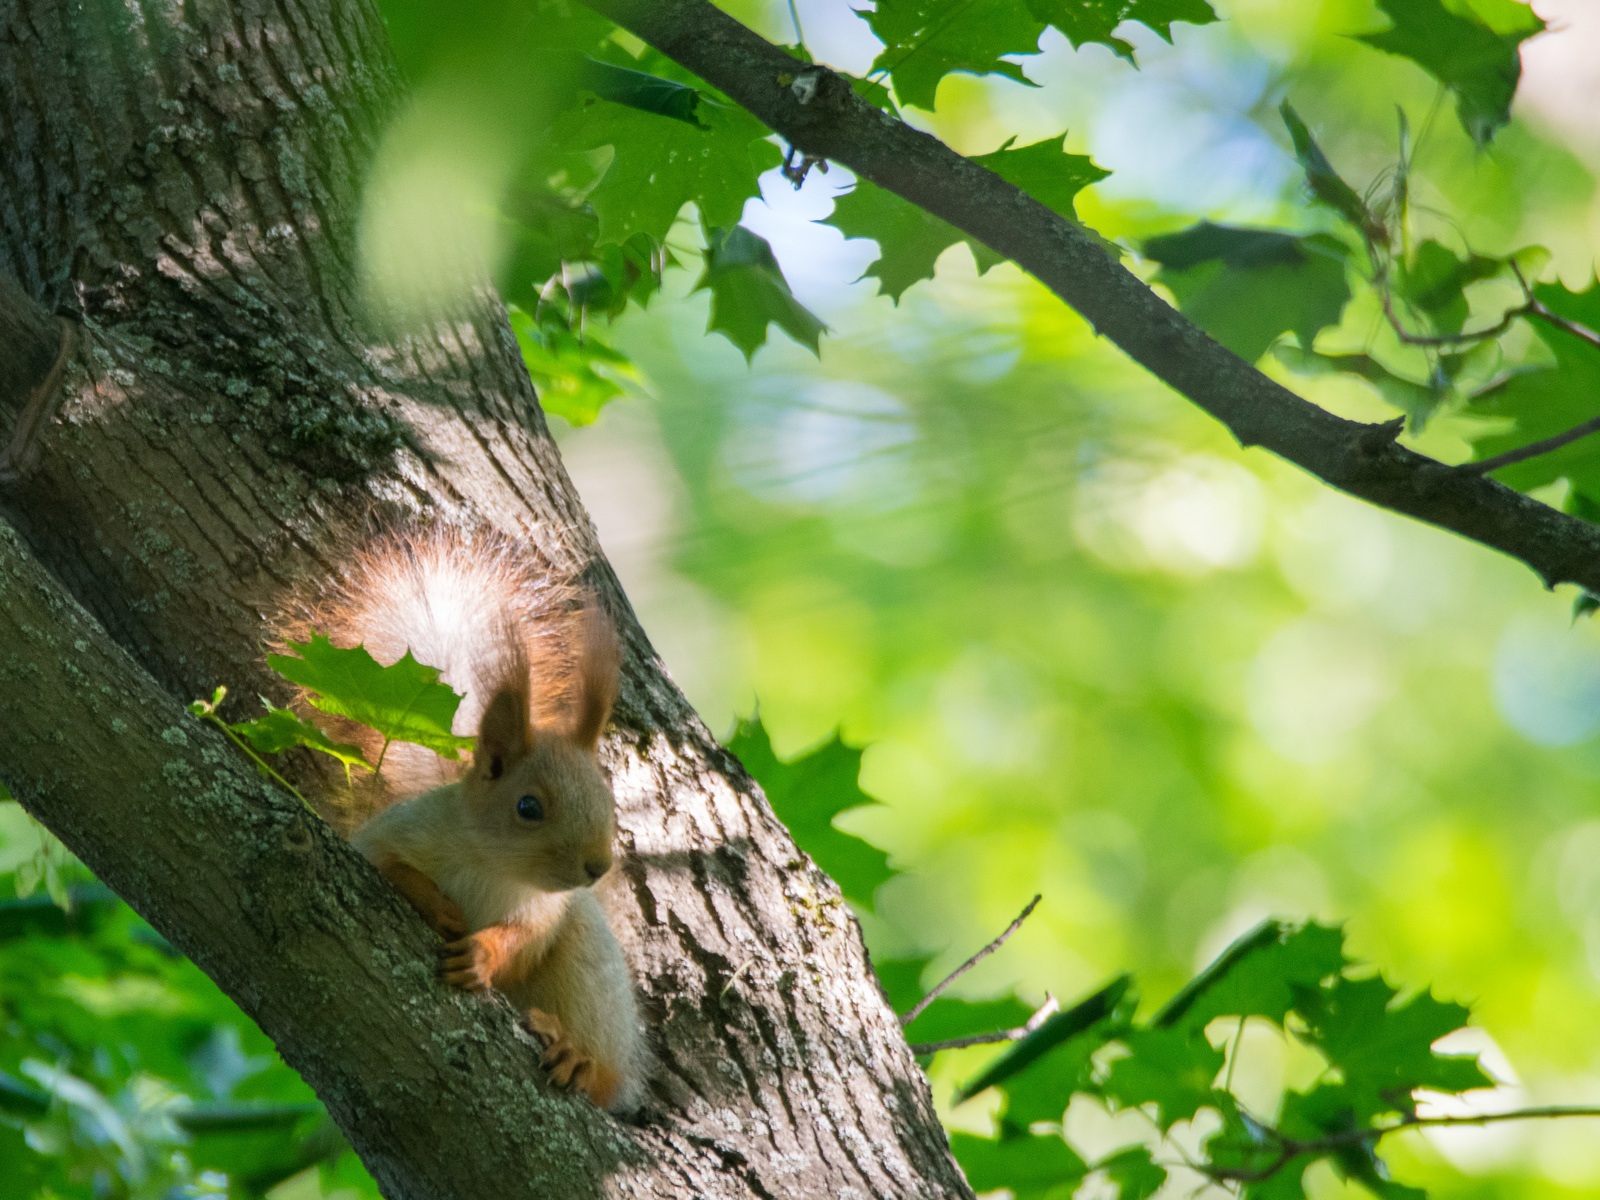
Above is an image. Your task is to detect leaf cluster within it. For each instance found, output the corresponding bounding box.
[933,921,1496,1200]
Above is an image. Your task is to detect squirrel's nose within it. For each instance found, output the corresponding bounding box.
[584,858,610,882]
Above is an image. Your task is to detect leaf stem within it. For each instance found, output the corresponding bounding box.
[191,693,315,812]
[1222,1014,1246,1093]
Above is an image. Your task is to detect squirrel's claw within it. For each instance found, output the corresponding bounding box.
[429,901,469,941]
[438,936,494,991]
[523,1008,596,1094]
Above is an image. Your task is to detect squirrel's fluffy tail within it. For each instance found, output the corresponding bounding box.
[272,524,590,817]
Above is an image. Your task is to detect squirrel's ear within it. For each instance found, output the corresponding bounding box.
[476,689,531,780]
[568,607,620,753]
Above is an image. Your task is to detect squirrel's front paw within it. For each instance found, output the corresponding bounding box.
[524,1008,597,1096]
[423,897,469,942]
[438,934,495,992]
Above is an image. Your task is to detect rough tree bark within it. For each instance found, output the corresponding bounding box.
[0,1,972,1198]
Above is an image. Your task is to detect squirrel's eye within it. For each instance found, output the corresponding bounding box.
[516,794,544,821]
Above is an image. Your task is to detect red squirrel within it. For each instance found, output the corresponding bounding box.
[278,528,649,1112]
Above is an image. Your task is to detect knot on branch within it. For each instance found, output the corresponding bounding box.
[1355,416,1406,458]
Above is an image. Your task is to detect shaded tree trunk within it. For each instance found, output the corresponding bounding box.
[0,1,972,1197]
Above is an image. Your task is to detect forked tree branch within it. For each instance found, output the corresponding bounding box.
[583,0,1600,593]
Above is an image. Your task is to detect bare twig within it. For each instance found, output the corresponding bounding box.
[899,894,1041,1028]
[1204,1105,1600,1186]
[907,993,1058,1055]
[1463,413,1600,474]
[1378,287,1529,347]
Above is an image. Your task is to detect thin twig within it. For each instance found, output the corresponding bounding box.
[1204,1105,1600,1185]
[1463,413,1600,474]
[899,894,1042,1028]
[1378,287,1529,347]
[907,993,1058,1055]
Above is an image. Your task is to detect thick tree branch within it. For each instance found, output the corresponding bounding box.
[0,518,647,1200]
[585,0,1600,592]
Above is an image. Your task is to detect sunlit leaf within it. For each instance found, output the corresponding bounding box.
[728,716,895,909]
[1468,278,1600,500]
[229,701,370,773]
[864,0,1045,112]
[508,304,638,426]
[1275,346,1441,426]
[267,637,476,760]
[1399,239,1503,336]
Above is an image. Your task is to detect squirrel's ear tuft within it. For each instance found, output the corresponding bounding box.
[568,607,620,752]
[477,688,531,779]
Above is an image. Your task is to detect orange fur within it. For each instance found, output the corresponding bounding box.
[277,524,650,1114]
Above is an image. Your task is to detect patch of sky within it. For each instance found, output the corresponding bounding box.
[1493,616,1600,747]
[724,376,920,510]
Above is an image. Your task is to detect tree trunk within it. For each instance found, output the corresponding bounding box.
[0,1,972,1197]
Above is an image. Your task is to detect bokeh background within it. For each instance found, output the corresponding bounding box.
[6,0,1600,1196]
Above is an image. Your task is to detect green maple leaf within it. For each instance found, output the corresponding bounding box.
[826,181,967,302]
[1158,919,1347,1032]
[727,715,895,909]
[1468,279,1600,498]
[508,304,637,427]
[1280,103,1382,241]
[950,1129,1088,1200]
[1274,1084,1428,1200]
[228,701,370,772]
[1292,975,1492,1112]
[827,135,1107,301]
[1144,222,1352,362]
[267,636,476,760]
[1098,1146,1167,1200]
[1357,0,1544,146]
[1100,1025,1226,1130]
[1400,239,1503,335]
[558,99,780,244]
[864,0,1045,112]
[955,974,1133,1101]
[1275,347,1442,426]
[695,225,826,360]
[1027,0,1217,61]
[1205,1106,1314,1199]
